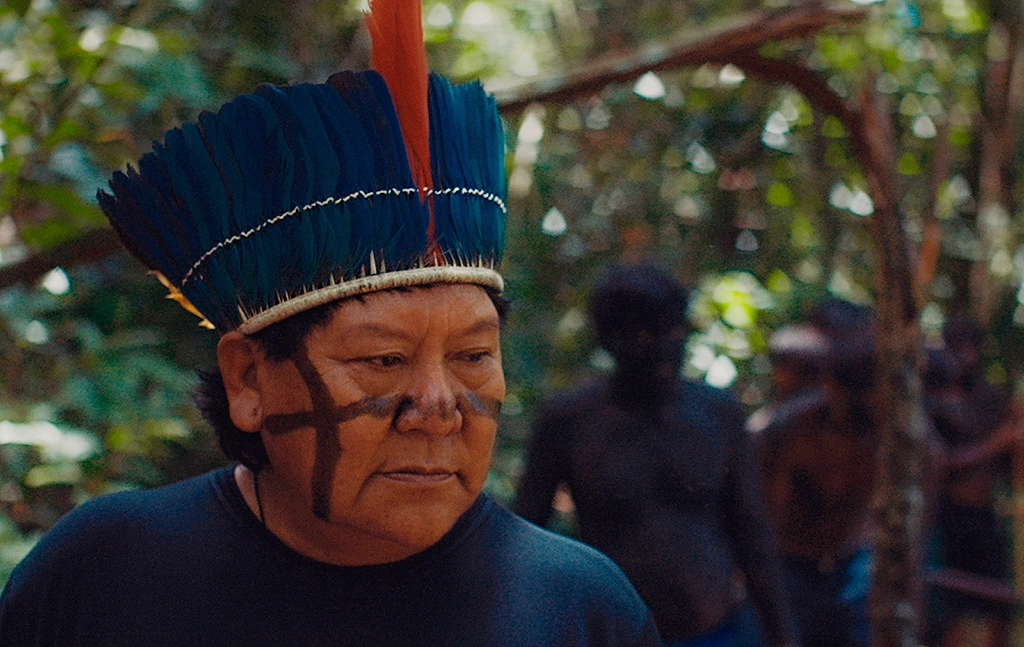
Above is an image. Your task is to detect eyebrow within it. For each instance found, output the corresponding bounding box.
[458,318,501,336]
[342,315,501,339]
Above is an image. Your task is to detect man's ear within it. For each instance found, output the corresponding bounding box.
[217,331,264,433]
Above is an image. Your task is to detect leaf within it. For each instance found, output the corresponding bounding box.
[24,463,83,488]
[30,185,107,226]
[17,218,84,249]
[765,181,794,207]
[41,119,86,148]
[5,0,31,18]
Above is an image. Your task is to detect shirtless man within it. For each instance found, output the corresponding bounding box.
[514,263,795,647]
[749,305,878,647]
[924,314,1019,646]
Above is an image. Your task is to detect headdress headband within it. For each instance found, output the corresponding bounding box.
[98,0,506,334]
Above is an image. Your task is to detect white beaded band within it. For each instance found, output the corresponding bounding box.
[236,264,504,335]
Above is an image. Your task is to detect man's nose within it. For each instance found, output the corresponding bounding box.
[393,361,461,436]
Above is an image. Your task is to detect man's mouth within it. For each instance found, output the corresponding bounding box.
[378,467,457,484]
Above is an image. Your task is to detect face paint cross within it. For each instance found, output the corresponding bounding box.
[265,352,402,519]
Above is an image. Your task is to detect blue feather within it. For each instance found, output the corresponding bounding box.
[98,68,506,331]
[428,74,505,265]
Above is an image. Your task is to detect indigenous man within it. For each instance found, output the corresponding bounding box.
[748,304,878,647]
[924,313,1020,647]
[514,263,795,647]
[0,3,659,646]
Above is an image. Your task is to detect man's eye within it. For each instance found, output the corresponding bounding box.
[461,350,492,363]
[369,355,403,368]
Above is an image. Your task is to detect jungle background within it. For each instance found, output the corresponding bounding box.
[0,0,1022,643]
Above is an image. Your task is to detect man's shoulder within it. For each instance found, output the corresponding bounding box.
[0,469,233,644]
[537,377,610,417]
[475,502,660,645]
[676,379,743,425]
[47,468,224,539]
[493,502,602,560]
[681,378,739,407]
[746,387,831,438]
[3,469,228,589]
[485,502,645,601]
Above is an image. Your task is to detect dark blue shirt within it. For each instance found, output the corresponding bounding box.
[0,468,659,646]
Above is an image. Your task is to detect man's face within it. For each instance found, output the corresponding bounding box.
[251,284,504,564]
[604,323,687,381]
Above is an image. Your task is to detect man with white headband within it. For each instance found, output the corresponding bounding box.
[0,2,659,645]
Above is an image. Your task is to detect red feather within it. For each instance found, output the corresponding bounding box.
[366,0,432,205]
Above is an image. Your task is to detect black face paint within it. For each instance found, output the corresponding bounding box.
[264,352,400,520]
[459,392,502,421]
[262,350,503,521]
[394,394,457,423]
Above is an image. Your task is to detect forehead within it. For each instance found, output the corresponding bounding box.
[321,283,500,335]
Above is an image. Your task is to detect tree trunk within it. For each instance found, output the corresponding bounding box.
[848,83,927,647]
[970,21,1023,323]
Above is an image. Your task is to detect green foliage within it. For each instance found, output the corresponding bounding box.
[0,255,223,577]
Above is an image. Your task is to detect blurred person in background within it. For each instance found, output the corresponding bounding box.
[514,262,796,647]
[923,313,1021,647]
[748,301,878,647]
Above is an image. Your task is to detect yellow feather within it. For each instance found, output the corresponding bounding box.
[152,272,216,330]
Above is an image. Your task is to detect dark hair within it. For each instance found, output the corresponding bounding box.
[808,298,875,341]
[942,311,985,350]
[923,347,959,390]
[589,262,689,350]
[194,285,508,471]
[806,298,877,392]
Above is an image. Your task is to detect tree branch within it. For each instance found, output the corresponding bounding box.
[0,228,121,290]
[0,2,869,293]
[492,1,867,113]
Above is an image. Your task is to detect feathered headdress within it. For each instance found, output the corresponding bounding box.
[98,0,506,334]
